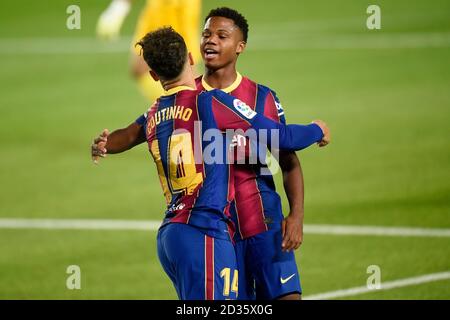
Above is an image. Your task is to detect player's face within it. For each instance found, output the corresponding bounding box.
[201,17,246,70]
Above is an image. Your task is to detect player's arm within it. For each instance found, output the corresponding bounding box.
[279,150,305,252]
[207,90,330,150]
[91,122,146,164]
[262,90,306,252]
[96,0,132,40]
[252,116,328,150]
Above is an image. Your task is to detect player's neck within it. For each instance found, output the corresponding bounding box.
[161,70,196,92]
[203,65,238,90]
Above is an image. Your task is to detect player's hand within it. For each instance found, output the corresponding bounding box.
[96,0,131,40]
[281,213,304,252]
[91,129,109,164]
[312,120,330,147]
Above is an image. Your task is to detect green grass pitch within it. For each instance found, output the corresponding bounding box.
[0,0,449,299]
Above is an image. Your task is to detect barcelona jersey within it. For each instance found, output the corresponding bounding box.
[136,86,323,241]
[196,73,288,240]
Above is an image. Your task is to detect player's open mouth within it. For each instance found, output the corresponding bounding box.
[204,48,219,59]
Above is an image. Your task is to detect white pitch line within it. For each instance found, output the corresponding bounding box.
[1,32,450,54]
[0,218,449,237]
[0,218,160,231]
[304,224,450,237]
[304,271,450,300]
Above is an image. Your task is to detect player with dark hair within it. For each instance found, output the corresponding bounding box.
[204,7,249,42]
[198,7,310,300]
[91,26,330,300]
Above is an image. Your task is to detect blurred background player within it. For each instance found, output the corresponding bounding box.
[197,7,307,300]
[96,0,202,102]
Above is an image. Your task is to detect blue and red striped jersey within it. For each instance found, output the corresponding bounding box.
[196,73,290,240]
[136,86,322,241]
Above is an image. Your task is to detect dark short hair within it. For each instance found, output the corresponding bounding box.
[205,7,249,42]
[135,27,187,80]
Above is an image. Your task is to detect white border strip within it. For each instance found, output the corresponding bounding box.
[0,219,449,237]
[304,271,450,300]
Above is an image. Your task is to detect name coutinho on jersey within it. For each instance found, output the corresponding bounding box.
[148,105,193,130]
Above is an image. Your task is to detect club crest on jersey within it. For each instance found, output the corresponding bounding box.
[233,99,257,119]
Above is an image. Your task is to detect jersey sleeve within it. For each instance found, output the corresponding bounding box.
[206,89,323,151]
[135,113,147,126]
[136,100,159,126]
[134,111,149,139]
[264,89,286,124]
[249,114,323,151]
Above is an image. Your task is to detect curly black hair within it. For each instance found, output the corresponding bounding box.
[135,27,187,80]
[205,7,249,42]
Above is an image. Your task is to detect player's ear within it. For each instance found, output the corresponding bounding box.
[188,52,194,66]
[149,69,159,82]
[236,41,246,55]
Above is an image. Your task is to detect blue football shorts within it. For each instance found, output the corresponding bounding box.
[235,223,302,300]
[157,222,239,300]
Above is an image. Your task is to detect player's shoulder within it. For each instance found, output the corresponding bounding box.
[242,76,279,98]
[197,88,223,105]
[143,99,159,116]
[198,88,224,98]
[258,83,279,99]
[243,77,285,119]
[199,89,245,112]
[168,87,203,106]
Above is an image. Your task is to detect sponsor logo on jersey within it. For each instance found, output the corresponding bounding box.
[230,134,247,148]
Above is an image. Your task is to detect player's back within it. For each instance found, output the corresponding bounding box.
[139,87,234,240]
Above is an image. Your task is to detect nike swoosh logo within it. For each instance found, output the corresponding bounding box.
[280,273,296,284]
